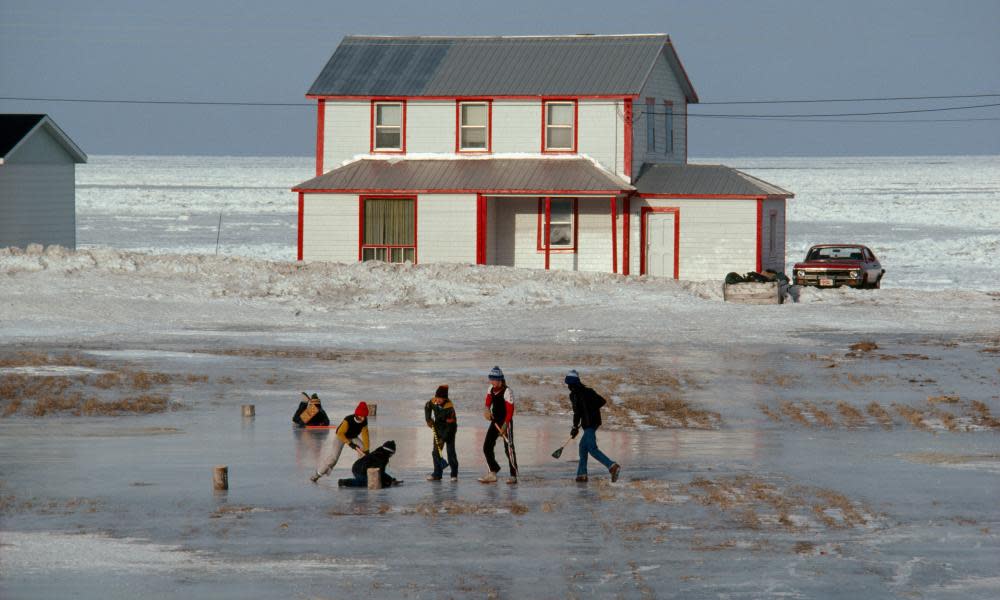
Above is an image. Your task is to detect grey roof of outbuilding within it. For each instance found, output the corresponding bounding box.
[293,158,633,193]
[633,164,793,198]
[0,114,87,163]
[307,35,697,101]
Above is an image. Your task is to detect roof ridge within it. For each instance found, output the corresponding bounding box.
[345,34,667,40]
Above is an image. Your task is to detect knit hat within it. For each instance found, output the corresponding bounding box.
[488,366,505,381]
[565,369,581,385]
[381,440,396,454]
[434,385,449,399]
[310,393,320,402]
[355,401,369,418]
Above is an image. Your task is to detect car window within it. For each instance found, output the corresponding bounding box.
[807,247,862,260]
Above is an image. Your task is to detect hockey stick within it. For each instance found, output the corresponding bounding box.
[496,422,519,476]
[551,435,575,459]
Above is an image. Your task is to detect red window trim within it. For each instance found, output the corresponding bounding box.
[639,206,680,279]
[358,194,418,264]
[541,99,578,154]
[456,100,492,153]
[370,100,406,154]
[535,197,578,253]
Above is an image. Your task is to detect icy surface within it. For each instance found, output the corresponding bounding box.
[1,154,999,598]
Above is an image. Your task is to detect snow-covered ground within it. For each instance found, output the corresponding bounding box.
[2,154,999,598]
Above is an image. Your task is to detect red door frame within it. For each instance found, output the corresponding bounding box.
[639,206,680,278]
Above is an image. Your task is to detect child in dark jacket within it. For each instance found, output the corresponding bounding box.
[293,392,330,427]
[566,369,621,483]
[424,385,458,480]
[338,441,400,487]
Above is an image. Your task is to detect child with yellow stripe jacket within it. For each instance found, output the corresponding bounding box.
[424,385,458,481]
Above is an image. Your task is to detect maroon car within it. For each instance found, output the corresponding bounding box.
[793,244,885,289]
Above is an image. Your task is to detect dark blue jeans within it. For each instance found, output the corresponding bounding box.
[432,437,458,478]
[578,428,614,476]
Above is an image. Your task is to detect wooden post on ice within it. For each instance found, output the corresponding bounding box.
[367,468,381,490]
[242,404,255,418]
[213,465,229,491]
[368,403,377,418]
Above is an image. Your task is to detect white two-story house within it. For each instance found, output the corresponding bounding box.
[292,34,793,279]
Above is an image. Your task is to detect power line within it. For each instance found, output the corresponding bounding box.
[698,93,1000,105]
[0,96,309,107]
[639,102,1000,118]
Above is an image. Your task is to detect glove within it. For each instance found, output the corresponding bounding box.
[499,424,508,438]
[483,408,492,421]
[426,420,434,429]
[571,427,579,439]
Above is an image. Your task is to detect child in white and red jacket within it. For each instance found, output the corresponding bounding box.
[479,366,518,484]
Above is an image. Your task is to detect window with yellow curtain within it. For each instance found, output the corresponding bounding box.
[362,197,415,263]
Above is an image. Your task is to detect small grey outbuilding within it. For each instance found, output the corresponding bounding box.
[1,114,87,249]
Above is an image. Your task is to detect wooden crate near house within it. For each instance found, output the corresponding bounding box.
[723,281,786,305]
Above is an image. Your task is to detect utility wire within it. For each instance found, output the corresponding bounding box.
[698,93,1000,105]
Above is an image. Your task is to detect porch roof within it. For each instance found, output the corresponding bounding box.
[294,158,634,195]
[634,163,794,198]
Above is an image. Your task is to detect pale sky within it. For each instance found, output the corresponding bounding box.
[2,0,998,157]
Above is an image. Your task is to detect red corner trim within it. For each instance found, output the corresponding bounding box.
[756,198,763,272]
[624,99,633,180]
[316,99,325,177]
[476,193,487,264]
[297,192,304,261]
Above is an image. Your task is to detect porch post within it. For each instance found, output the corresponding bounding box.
[623,195,630,275]
[297,192,304,261]
[610,196,618,274]
[544,196,551,270]
[476,193,487,265]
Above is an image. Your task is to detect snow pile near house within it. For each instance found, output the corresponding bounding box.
[0,245,722,311]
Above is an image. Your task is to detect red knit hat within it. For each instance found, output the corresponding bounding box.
[355,401,369,418]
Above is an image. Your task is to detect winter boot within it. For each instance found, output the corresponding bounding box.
[575,475,588,482]
[426,474,442,481]
[478,471,498,484]
[506,476,518,485]
[309,472,322,483]
[609,463,621,483]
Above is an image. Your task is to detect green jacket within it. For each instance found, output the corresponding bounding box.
[424,398,457,443]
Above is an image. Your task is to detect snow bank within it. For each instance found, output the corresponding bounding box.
[0,246,720,311]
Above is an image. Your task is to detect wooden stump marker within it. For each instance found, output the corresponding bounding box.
[367,468,381,490]
[368,403,377,417]
[213,465,229,491]
[242,404,255,418]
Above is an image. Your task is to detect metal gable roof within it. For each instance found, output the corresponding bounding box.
[0,114,87,163]
[293,158,634,193]
[307,35,675,97]
[633,164,794,197]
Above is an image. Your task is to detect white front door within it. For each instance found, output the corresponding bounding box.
[645,212,676,278]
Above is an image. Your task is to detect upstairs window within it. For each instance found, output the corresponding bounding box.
[543,101,576,152]
[646,97,656,153]
[664,101,674,154]
[372,101,404,152]
[458,101,489,151]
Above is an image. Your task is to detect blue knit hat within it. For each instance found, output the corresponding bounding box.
[565,369,581,385]
[488,365,505,381]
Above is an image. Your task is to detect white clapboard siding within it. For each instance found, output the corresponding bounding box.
[761,198,787,273]
[323,101,371,169]
[633,50,688,179]
[578,100,626,179]
[0,130,77,249]
[629,198,757,280]
[302,194,358,262]
[417,194,477,263]
[407,101,455,154]
[491,101,541,154]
